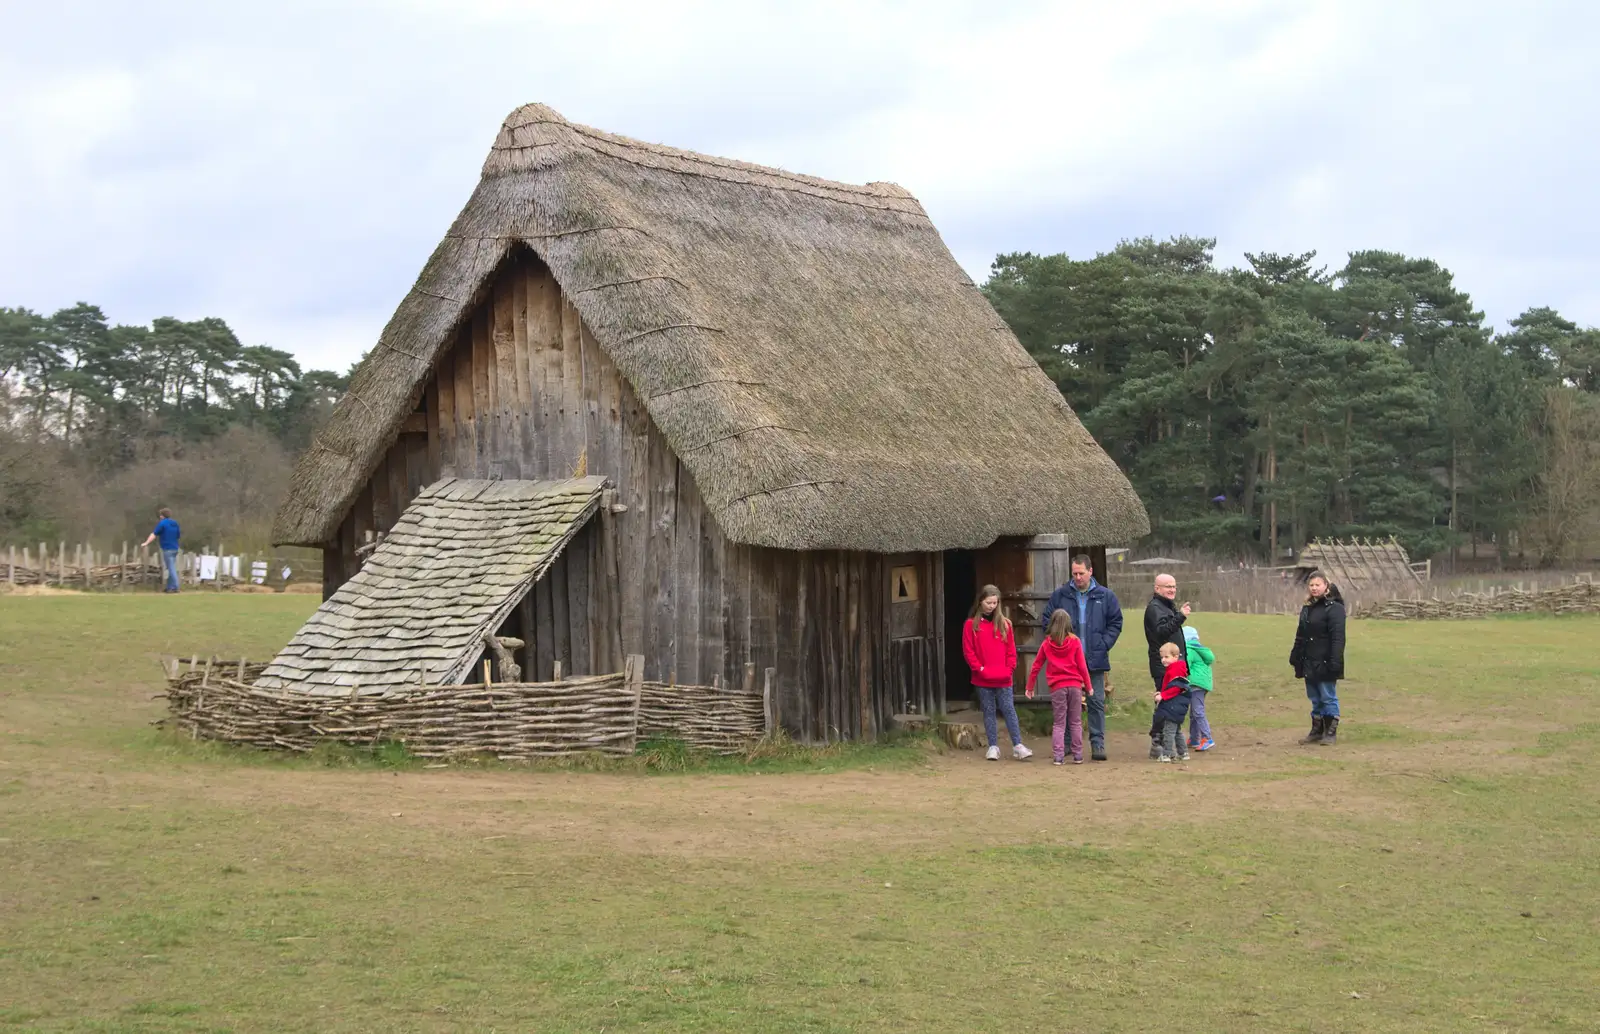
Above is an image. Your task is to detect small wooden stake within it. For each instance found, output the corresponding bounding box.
[201,656,213,688]
[553,659,563,683]
[763,667,776,735]
[237,656,247,680]
[483,659,493,687]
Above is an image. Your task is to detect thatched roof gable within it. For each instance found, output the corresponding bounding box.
[272,103,1148,551]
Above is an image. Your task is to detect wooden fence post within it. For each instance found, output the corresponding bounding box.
[58,540,65,587]
[7,545,13,586]
[763,667,776,736]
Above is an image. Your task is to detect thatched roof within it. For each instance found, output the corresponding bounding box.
[272,103,1148,551]
[1297,538,1422,589]
[258,477,605,693]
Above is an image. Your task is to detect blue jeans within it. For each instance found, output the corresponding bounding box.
[1086,670,1107,749]
[161,549,180,592]
[1305,679,1340,718]
[976,684,1022,748]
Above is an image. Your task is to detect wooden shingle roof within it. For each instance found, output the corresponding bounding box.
[1296,537,1422,590]
[256,476,605,693]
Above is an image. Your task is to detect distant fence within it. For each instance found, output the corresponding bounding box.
[2,542,318,591]
[160,654,773,759]
[1362,577,1600,620]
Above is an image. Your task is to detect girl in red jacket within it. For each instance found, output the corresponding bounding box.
[963,584,1031,761]
[1025,609,1092,765]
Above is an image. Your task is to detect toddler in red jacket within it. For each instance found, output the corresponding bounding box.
[1026,609,1092,764]
[1149,642,1192,762]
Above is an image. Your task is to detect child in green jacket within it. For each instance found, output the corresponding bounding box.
[1183,625,1216,751]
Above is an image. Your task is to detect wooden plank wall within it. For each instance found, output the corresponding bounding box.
[321,250,944,740]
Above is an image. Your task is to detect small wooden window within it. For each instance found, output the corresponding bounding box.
[891,565,919,603]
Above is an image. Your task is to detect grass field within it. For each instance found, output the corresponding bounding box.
[2,594,1598,1032]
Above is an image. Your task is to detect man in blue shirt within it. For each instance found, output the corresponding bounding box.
[1040,554,1124,761]
[141,508,181,593]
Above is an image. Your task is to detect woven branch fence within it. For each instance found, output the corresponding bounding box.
[160,655,773,759]
[1362,579,1600,620]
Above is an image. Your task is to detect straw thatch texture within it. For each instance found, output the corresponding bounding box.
[272,102,1148,552]
[257,476,605,693]
[1363,580,1600,620]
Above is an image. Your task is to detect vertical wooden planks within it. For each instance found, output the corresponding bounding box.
[672,462,702,686]
[471,307,493,475]
[564,523,592,675]
[371,450,394,533]
[424,377,441,483]
[582,324,613,481]
[930,550,946,715]
[547,298,572,474]
[617,383,650,663]
[491,274,519,479]
[560,295,584,476]
[773,551,804,740]
[644,434,677,682]
[724,543,751,692]
[511,261,534,480]
[388,439,409,527]
[550,549,571,678]
[534,562,555,682]
[453,327,477,476]
[435,349,457,475]
[525,263,562,478]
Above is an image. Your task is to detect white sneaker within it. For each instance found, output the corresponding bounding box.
[985,745,1000,761]
[1012,743,1034,761]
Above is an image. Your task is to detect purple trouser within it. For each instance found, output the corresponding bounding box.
[1051,686,1085,761]
[1188,688,1213,744]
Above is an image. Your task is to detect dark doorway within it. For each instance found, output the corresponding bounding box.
[943,548,977,707]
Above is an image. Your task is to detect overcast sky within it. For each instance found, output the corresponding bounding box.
[4,1,1596,372]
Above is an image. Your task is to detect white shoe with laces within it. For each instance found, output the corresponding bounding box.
[985,745,1000,761]
[1012,743,1034,761]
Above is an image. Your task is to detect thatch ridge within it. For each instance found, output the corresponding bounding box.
[272,103,1149,551]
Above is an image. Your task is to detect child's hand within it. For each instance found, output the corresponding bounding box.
[1025,688,1034,700]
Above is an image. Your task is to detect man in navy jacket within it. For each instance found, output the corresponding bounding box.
[1040,555,1124,761]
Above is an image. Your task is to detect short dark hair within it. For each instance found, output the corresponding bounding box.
[1070,554,1092,571]
[158,508,172,518]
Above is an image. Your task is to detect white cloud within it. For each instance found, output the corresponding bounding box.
[2,0,1596,370]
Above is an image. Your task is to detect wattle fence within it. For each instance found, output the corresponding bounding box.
[159,654,773,758]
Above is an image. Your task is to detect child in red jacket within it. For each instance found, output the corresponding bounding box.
[1026,609,1092,765]
[963,584,1031,761]
[1149,642,1192,763]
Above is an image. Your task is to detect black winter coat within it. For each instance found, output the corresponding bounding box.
[1143,595,1187,682]
[1290,595,1347,682]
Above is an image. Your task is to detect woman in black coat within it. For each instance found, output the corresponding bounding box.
[1289,572,1345,745]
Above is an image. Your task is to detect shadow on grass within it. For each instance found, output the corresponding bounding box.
[136,727,944,777]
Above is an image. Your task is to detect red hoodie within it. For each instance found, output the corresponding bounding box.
[963,615,1016,688]
[1026,635,1092,694]
[1159,657,1191,701]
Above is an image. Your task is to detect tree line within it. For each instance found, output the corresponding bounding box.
[7,238,1598,567]
[983,238,1600,567]
[0,304,350,549]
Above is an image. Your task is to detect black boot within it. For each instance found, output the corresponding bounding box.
[1320,716,1339,745]
[1299,715,1324,745]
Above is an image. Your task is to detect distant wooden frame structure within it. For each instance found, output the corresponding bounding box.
[1296,537,1428,590]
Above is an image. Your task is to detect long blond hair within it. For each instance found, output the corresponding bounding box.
[969,584,1011,638]
[1045,608,1075,646]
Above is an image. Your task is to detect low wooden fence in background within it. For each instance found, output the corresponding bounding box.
[3,542,318,591]
[160,654,773,759]
[1362,577,1600,620]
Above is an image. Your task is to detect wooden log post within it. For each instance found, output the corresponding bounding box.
[7,545,13,586]
[58,540,65,587]
[486,635,524,683]
[625,653,645,749]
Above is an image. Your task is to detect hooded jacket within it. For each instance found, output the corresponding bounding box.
[1182,626,1214,691]
[1290,585,1346,682]
[963,614,1017,689]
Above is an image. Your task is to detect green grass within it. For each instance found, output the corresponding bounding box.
[2,595,1599,1031]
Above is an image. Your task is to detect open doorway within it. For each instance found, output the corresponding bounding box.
[943,549,977,709]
